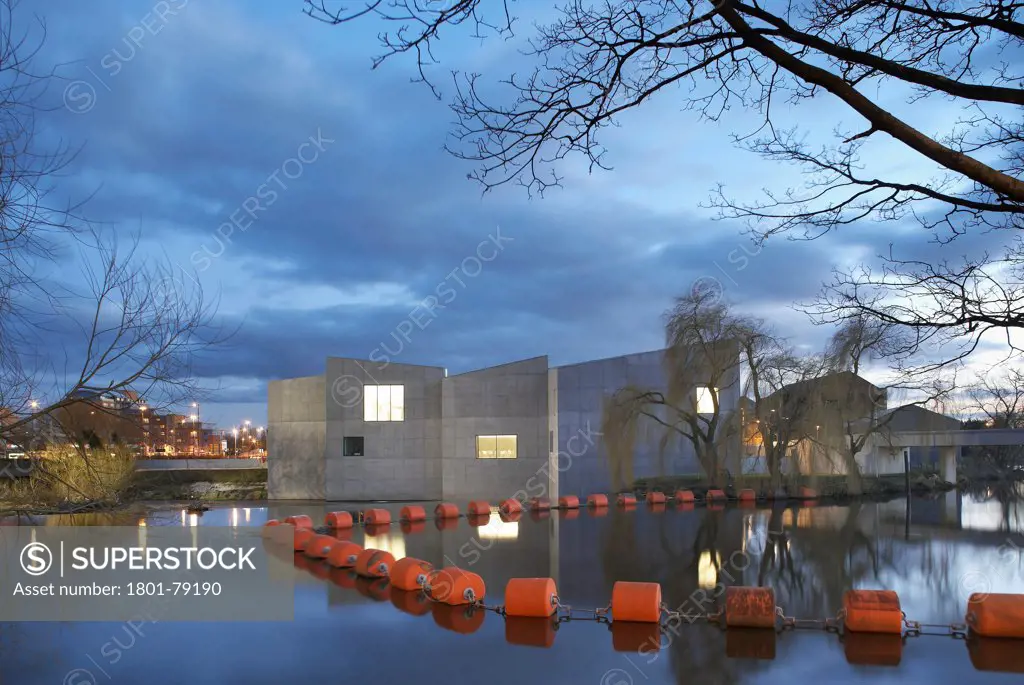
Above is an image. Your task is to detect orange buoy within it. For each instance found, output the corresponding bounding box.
[611,581,662,623]
[558,495,580,509]
[390,557,434,592]
[325,511,354,529]
[674,490,695,503]
[467,513,491,527]
[426,567,486,605]
[738,489,756,502]
[798,486,818,499]
[843,632,902,666]
[391,588,433,616]
[725,586,776,629]
[966,593,1024,639]
[504,578,558,618]
[587,494,608,508]
[467,500,491,516]
[500,510,522,523]
[354,548,395,578]
[355,577,391,602]
[967,635,1024,673]
[363,508,391,526]
[843,590,902,634]
[505,616,556,648]
[435,502,460,519]
[326,541,363,568]
[401,520,426,535]
[559,508,580,520]
[303,534,338,559]
[617,493,637,506]
[433,603,485,634]
[293,527,316,552]
[499,498,523,515]
[435,517,459,531]
[529,497,551,511]
[399,505,426,522]
[284,514,313,529]
[646,491,666,505]
[329,567,358,589]
[706,489,726,501]
[611,621,661,653]
[726,628,776,660]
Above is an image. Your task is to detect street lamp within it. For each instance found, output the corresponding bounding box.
[232,427,238,456]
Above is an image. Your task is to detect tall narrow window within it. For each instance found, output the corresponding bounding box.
[477,435,517,459]
[364,385,405,422]
[695,386,718,414]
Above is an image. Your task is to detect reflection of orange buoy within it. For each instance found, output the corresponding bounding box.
[587,494,608,508]
[843,632,902,666]
[966,593,1024,638]
[843,590,902,634]
[967,636,1024,673]
[505,617,556,648]
[390,557,434,591]
[284,515,313,530]
[326,542,363,568]
[363,508,391,525]
[674,490,695,503]
[304,534,338,559]
[500,510,522,523]
[588,506,608,517]
[400,520,426,535]
[293,527,316,552]
[726,628,776,660]
[738,489,756,502]
[391,589,433,616]
[724,586,776,629]
[436,517,459,531]
[332,527,353,541]
[611,581,662,623]
[617,493,637,506]
[325,511,354,529]
[399,505,426,522]
[707,502,725,512]
[426,567,486,605]
[467,513,491,527]
[499,498,523,515]
[355,576,391,601]
[529,497,551,511]
[364,522,391,538]
[505,578,558,617]
[648,503,666,513]
[611,621,661,653]
[529,508,550,521]
[739,500,756,509]
[354,549,395,578]
[677,502,695,512]
[293,551,313,572]
[646,491,666,505]
[468,500,491,516]
[329,567,358,589]
[432,603,485,634]
[435,503,460,519]
[559,508,580,520]
[308,560,331,581]
[558,495,580,509]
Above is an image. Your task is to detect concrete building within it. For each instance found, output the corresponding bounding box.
[268,348,741,502]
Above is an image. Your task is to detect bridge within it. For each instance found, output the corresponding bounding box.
[870,428,1024,482]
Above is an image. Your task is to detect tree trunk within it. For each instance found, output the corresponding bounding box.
[842,450,864,496]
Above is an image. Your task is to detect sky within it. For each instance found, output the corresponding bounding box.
[21,0,1015,429]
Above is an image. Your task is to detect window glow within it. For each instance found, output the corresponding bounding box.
[476,435,518,459]
[698,550,721,589]
[476,517,519,540]
[696,386,718,414]
[364,385,405,422]
[363,530,406,560]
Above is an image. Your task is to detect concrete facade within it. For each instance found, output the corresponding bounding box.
[269,347,740,501]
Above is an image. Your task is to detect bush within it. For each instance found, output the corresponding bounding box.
[3,445,135,507]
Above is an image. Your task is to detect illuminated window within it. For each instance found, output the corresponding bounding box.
[363,385,404,421]
[476,435,518,459]
[696,386,718,414]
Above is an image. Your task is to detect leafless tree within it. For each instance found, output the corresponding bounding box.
[306,0,1024,365]
[0,2,222,472]
[964,364,1024,477]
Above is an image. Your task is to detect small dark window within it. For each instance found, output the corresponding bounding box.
[343,436,364,456]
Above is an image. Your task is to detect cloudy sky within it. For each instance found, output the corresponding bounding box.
[24,0,1010,429]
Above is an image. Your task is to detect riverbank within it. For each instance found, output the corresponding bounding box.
[129,468,267,501]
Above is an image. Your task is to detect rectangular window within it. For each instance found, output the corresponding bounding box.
[343,436,364,456]
[695,386,718,414]
[363,385,405,421]
[477,435,518,459]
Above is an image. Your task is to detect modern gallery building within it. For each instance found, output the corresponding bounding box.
[267,348,741,502]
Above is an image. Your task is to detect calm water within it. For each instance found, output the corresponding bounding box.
[2,490,1023,684]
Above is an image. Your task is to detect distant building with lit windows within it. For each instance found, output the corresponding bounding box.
[267,349,740,501]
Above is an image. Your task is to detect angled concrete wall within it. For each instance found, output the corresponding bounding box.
[441,356,549,501]
[267,375,326,499]
[324,358,445,500]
